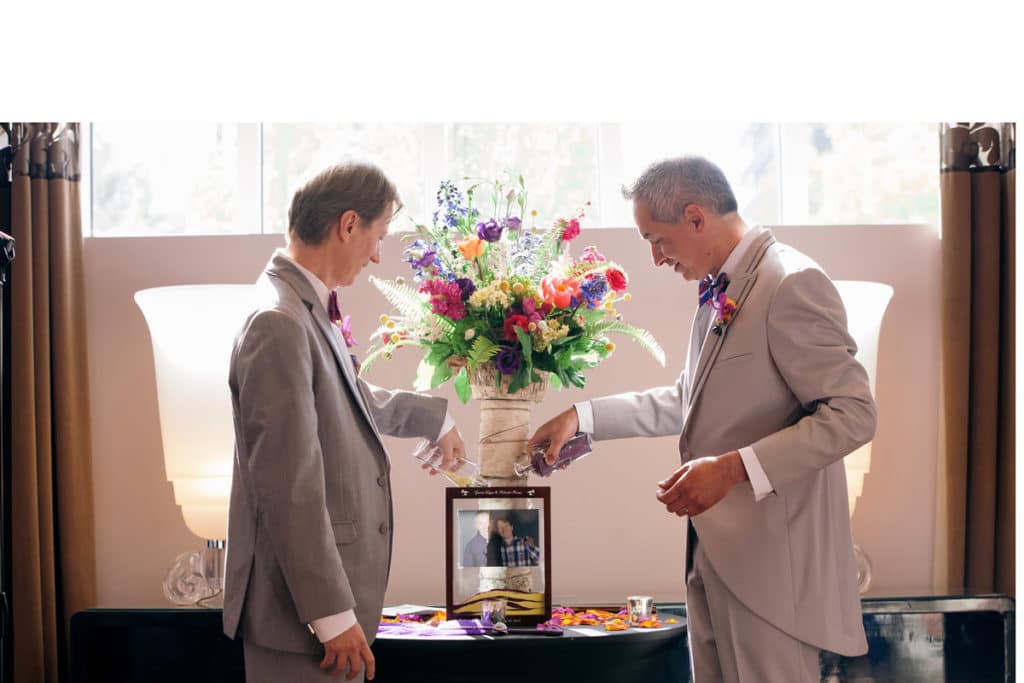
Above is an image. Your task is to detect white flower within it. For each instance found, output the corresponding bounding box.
[465,329,476,341]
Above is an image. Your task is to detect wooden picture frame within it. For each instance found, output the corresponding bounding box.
[445,486,552,627]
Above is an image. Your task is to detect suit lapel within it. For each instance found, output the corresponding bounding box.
[266,255,383,445]
[682,229,776,436]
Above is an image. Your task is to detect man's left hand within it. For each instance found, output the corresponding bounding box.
[655,452,746,517]
[426,425,466,475]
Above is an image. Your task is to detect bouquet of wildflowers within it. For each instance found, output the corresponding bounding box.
[360,175,664,403]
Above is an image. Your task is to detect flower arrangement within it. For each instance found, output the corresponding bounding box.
[710,292,738,336]
[359,175,665,403]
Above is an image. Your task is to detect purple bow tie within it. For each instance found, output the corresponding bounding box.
[698,272,729,307]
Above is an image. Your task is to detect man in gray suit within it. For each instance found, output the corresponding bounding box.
[223,163,465,681]
[530,157,873,681]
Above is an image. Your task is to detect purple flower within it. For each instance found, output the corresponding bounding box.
[411,250,436,269]
[455,277,477,301]
[579,276,608,309]
[495,347,521,375]
[476,219,503,242]
[502,216,522,232]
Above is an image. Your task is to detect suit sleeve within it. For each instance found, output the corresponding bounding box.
[357,378,447,439]
[750,268,877,490]
[234,310,355,623]
[587,369,687,441]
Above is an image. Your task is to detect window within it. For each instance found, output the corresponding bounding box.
[86,122,939,236]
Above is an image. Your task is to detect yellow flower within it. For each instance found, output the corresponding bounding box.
[499,280,511,293]
[528,322,537,332]
[386,321,396,330]
[531,209,538,217]
[512,282,525,294]
[607,308,617,316]
[390,333,401,343]
[379,314,390,324]
[623,293,632,302]
[395,276,405,286]
[383,351,393,360]
[604,342,616,353]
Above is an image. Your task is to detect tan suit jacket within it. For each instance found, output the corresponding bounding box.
[591,229,871,656]
[222,253,446,654]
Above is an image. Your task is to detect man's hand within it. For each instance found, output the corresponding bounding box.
[655,452,747,517]
[320,622,375,680]
[527,407,580,466]
[426,425,466,475]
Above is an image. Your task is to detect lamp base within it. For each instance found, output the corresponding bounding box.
[853,543,872,594]
[163,540,226,607]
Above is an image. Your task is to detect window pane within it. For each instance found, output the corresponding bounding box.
[91,123,259,236]
[262,123,427,234]
[444,123,601,227]
[780,123,939,225]
[607,122,781,227]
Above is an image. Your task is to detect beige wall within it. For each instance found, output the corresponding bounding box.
[84,224,939,608]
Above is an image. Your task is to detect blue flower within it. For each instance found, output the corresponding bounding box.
[579,276,608,309]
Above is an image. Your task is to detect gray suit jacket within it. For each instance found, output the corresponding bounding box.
[222,253,446,654]
[590,229,872,656]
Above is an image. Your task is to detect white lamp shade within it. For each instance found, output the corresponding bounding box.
[833,281,893,518]
[135,285,256,540]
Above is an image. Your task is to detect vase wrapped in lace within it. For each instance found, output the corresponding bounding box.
[469,362,546,593]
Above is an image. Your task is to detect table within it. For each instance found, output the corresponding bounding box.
[70,595,1013,682]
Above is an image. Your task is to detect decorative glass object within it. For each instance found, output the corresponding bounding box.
[833,280,894,594]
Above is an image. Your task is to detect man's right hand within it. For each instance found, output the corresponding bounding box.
[527,407,580,466]
[320,622,375,680]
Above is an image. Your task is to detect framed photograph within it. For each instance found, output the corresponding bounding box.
[445,486,551,627]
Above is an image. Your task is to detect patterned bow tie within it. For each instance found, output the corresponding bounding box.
[698,272,729,307]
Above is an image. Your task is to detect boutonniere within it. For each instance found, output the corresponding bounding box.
[337,314,358,348]
[710,292,738,336]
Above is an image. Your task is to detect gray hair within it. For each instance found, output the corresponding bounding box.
[621,156,738,223]
[288,162,402,245]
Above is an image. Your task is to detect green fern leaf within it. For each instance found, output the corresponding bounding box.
[586,321,666,366]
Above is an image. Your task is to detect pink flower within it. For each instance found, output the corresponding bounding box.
[339,315,357,347]
[560,218,581,242]
[419,279,467,321]
[580,246,606,263]
[539,275,581,309]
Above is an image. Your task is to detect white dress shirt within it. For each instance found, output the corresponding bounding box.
[573,227,775,503]
[276,249,454,641]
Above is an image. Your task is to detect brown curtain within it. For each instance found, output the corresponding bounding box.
[939,122,1015,596]
[8,123,97,682]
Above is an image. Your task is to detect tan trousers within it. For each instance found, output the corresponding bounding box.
[243,639,365,683]
[686,534,821,682]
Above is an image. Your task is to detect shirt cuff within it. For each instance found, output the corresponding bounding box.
[436,412,456,441]
[573,402,594,434]
[739,446,774,502]
[310,609,357,643]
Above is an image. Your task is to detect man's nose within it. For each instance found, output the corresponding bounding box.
[651,243,668,267]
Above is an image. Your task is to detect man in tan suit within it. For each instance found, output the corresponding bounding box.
[530,157,873,681]
[223,163,465,682]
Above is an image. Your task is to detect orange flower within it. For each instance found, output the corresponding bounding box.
[457,236,484,260]
[539,275,581,309]
[605,618,628,631]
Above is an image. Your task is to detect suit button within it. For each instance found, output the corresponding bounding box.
[377,474,387,487]
[379,523,389,534]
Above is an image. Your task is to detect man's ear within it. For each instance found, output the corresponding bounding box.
[337,210,358,241]
[683,204,705,232]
